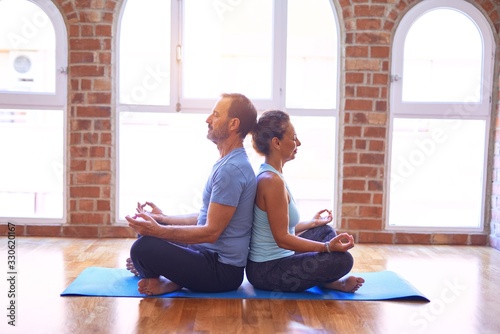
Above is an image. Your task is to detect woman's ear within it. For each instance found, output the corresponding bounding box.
[271,137,280,150]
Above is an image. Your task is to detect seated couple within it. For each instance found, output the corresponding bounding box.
[125,93,364,296]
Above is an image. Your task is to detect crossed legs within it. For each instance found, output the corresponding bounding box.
[127,236,244,295]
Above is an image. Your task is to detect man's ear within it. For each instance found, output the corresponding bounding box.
[229,118,240,132]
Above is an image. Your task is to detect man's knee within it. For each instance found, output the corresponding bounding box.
[130,236,155,259]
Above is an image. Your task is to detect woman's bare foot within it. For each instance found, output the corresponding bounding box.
[126,258,140,277]
[138,276,182,296]
[323,275,365,292]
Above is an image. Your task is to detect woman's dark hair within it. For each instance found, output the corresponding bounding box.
[252,110,290,156]
[222,93,257,139]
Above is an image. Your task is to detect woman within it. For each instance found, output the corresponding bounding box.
[246,110,364,292]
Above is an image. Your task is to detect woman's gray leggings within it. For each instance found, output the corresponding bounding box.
[245,225,354,292]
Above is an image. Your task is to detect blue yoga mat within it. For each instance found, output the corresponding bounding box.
[61,267,429,301]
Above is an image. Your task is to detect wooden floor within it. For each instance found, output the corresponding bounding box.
[1,238,499,334]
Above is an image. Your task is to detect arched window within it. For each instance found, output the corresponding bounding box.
[388,0,493,230]
[0,0,67,222]
[117,0,339,220]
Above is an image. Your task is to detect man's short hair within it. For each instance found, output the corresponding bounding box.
[222,93,258,139]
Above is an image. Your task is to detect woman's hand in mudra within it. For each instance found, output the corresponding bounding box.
[328,233,355,252]
[310,209,333,227]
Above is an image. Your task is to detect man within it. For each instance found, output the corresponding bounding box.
[125,93,257,295]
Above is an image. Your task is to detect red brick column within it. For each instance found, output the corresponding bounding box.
[65,0,111,235]
[339,2,395,243]
[61,0,133,237]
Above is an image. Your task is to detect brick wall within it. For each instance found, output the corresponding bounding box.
[337,0,499,248]
[2,0,500,247]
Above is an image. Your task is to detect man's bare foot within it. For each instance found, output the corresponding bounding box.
[126,258,140,277]
[138,276,182,296]
[323,276,365,292]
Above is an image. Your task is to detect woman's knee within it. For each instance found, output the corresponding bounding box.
[300,224,336,241]
[320,224,336,235]
[340,251,354,272]
[325,250,353,273]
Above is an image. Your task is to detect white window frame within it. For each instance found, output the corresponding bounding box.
[116,0,341,223]
[176,0,282,113]
[387,0,494,232]
[116,0,340,116]
[0,0,68,109]
[391,0,493,119]
[0,0,67,223]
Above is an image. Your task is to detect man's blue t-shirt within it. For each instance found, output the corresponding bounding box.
[196,147,256,267]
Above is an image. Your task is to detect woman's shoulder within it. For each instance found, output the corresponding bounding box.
[257,170,284,188]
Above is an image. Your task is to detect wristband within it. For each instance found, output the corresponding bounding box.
[325,241,331,253]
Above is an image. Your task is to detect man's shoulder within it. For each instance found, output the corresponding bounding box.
[220,148,252,168]
[226,147,248,160]
[217,159,254,178]
[213,152,255,185]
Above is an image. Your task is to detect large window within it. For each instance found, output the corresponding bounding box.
[0,0,67,222]
[388,0,493,230]
[182,0,273,100]
[117,0,339,221]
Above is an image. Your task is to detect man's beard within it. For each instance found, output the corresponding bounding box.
[207,121,230,143]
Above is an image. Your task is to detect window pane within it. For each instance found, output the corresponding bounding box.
[286,0,337,109]
[119,0,170,106]
[0,109,64,218]
[284,116,336,219]
[118,112,219,219]
[389,118,485,228]
[118,112,335,221]
[402,9,483,103]
[182,0,273,99]
[0,0,56,94]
